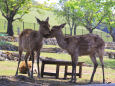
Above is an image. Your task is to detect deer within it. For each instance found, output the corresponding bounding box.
[15,17,50,78]
[49,23,105,83]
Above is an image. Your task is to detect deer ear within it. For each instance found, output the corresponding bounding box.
[60,23,66,28]
[35,17,41,24]
[45,17,49,22]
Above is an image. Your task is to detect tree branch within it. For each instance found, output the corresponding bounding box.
[13,13,25,21]
[92,13,107,30]
[11,6,20,18]
[4,0,9,17]
[1,10,7,19]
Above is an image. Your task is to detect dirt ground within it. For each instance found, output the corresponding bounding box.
[0,75,114,86]
[0,75,77,86]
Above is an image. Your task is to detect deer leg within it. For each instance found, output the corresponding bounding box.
[70,54,78,83]
[30,51,34,78]
[25,52,31,77]
[89,55,98,83]
[37,50,41,78]
[15,50,22,76]
[99,55,105,83]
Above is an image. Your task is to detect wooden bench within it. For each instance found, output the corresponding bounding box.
[40,58,84,79]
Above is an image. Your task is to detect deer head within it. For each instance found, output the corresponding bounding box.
[36,17,50,37]
[50,23,66,37]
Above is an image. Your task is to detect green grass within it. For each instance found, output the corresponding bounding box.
[0,61,115,83]
[43,45,59,48]
[0,61,18,75]
[41,52,115,68]
[105,49,115,52]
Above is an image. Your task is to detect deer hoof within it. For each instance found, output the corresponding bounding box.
[15,74,18,77]
[37,75,41,78]
[88,81,93,84]
[69,80,76,83]
[103,79,105,84]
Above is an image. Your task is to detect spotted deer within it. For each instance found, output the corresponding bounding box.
[15,17,50,78]
[49,23,105,83]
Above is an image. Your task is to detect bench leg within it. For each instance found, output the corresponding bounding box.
[56,64,60,79]
[41,62,45,78]
[64,65,68,79]
[79,65,82,78]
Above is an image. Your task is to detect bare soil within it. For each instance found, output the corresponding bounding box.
[0,75,76,86]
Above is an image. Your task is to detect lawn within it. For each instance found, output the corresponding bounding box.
[0,40,115,83]
[0,61,115,83]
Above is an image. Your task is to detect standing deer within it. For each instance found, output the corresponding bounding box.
[15,17,50,78]
[50,23,105,83]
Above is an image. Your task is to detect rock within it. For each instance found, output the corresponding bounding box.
[43,38,57,45]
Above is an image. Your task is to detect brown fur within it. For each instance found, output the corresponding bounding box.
[19,61,32,74]
[50,23,105,83]
[15,17,50,78]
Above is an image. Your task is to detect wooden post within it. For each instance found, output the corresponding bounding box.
[82,28,83,35]
[41,62,45,78]
[101,32,102,38]
[64,65,68,79]
[17,27,20,35]
[114,54,115,59]
[79,64,82,78]
[108,53,112,58]
[23,21,24,30]
[34,23,35,30]
[65,27,66,35]
[4,21,6,30]
[56,64,60,79]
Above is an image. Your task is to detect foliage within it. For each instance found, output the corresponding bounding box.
[0,41,10,46]
[103,0,115,41]
[0,0,32,21]
[0,0,32,36]
[55,0,115,34]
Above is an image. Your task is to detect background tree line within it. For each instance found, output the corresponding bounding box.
[0,0,115,42]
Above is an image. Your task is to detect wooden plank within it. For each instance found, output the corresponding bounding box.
[41,59,84,66]
[64,65,68,79]
[56,64,60,79]
[43,72,57,76]
[66,73,80,76]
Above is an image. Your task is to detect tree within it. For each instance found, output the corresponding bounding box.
[103,1,115,42]
[54,0,77,35]
[65,0,110,33]
[0,0,31,36]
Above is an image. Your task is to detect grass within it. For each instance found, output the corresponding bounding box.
[0,41,11,46]
[0,61,115,83]
[40,52,115,69]
[1,40,115,69]
[0,61,18,76]
[105,49,115,52]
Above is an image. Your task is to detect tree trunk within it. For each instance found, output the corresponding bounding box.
[87,27,93,33]
[74,24,77,35]
[70,27,73,36]
[111,33,115,42]
[7,19,14,36]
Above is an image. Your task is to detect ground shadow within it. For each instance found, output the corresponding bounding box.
[0,75,102,86]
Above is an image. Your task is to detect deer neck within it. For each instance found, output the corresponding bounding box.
[37,29,44,41]
[54,31,67,49]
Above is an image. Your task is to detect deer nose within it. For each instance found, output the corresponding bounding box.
[48,31,51,34]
